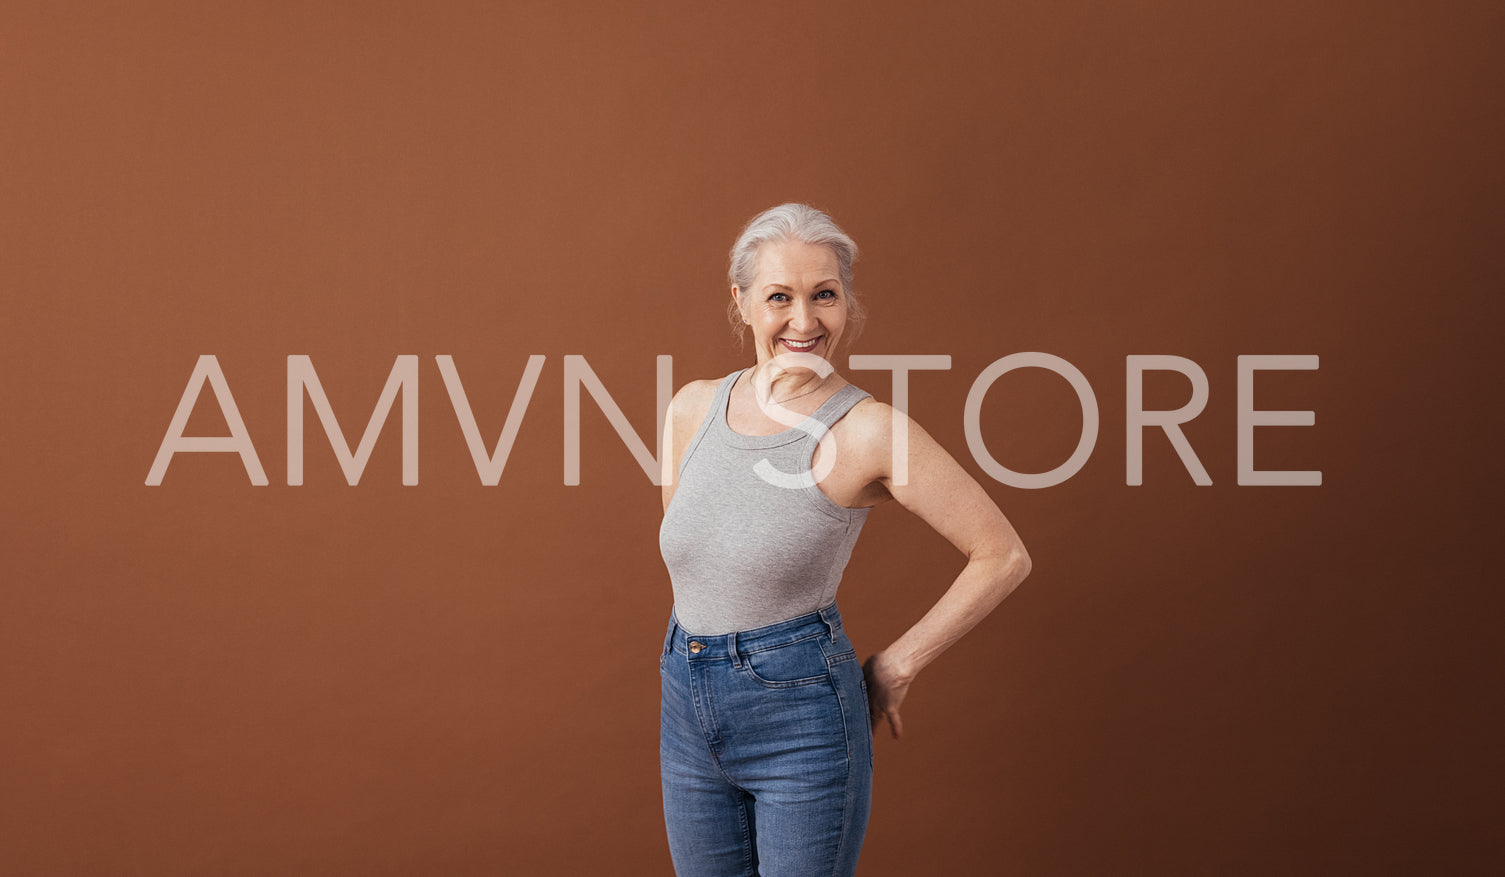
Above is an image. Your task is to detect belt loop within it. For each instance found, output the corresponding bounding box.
[818,604,838,641]
[728,631,742,667]
[662,613,678,657]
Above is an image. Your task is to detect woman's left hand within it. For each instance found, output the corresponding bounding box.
[862,650,914,740]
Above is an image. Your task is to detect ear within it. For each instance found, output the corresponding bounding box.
[731,286,749,323]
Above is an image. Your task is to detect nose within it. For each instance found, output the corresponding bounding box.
[789,299,818,333]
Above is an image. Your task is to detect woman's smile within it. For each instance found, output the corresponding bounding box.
[779,335,823,352]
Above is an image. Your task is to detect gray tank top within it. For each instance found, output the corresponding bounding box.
[659,368,874,635]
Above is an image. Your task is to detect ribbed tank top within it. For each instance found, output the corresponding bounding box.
[659,368,874,635]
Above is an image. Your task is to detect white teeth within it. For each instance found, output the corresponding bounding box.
[782,337,819,350]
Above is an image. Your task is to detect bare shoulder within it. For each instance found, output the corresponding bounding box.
[834,397,903,467]
[669,378,721,430]
[673,378,721,409]
[837,396,933,446]
[839,396,894,440]
[833,396,949,474]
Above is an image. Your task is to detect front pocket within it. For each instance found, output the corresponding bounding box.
[740,637,832,689]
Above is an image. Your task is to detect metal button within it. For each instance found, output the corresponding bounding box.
[688,640,705,653]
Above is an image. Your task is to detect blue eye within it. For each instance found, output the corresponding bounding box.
[816,289,836,299]
[769,292,789,302]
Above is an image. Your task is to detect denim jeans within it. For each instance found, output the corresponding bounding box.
[659,602,874,876]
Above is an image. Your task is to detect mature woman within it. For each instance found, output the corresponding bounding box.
[657,203,1032,876]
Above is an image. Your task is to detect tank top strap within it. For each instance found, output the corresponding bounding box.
[673,370,743,479]
[806,383,872,432]
[711,369,741,410]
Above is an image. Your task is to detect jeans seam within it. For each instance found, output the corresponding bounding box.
[739,666,829,689]
[736,793,755,876]
[697,666,722,751]
[828,669,857,876]
[738,631,825,656]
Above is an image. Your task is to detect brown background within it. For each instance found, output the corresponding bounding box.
[3,1,1500,873]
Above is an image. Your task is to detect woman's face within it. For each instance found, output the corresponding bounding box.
[733,239,849,367]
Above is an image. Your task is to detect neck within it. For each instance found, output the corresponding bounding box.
[748,359,842,405]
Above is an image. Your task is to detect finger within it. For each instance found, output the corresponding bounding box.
[889,710,904,740]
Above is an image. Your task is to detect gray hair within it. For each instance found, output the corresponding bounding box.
[726,203,866,347]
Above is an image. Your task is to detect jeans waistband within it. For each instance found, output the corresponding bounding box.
[663,603,843,665]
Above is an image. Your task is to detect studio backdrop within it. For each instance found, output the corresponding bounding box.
[3,1,1498,874]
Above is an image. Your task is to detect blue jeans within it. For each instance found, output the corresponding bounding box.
[659,602,874,876]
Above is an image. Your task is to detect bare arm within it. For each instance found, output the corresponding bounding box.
[854,404,1032,739]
